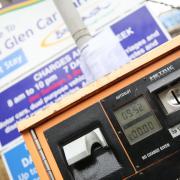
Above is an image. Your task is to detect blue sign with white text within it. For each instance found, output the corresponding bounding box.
[0,49,27,78]
[0,47,85,147]
[111,5,169,60]
[3,141,39,180]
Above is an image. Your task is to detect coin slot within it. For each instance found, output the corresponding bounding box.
[158,83,180,114]
[170,90,180,105]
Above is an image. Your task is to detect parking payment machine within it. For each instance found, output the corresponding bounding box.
[18,36,180,180]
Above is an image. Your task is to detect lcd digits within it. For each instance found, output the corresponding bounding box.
[114,96,162,145]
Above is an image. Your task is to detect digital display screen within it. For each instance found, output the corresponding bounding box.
[114,97,162,145]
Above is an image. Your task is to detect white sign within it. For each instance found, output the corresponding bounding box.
[0,0,75,88]
[0,0,145,89]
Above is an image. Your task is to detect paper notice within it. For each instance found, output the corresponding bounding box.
[79,27,130,84]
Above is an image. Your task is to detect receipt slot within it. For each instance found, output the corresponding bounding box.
[18,36,180,180]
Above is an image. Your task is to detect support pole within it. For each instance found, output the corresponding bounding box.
[53,0,91,49]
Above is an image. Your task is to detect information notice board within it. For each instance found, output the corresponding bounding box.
[0,2,171,179]
[0,2,170,149]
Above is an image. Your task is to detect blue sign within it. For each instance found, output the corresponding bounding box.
[2,140,39,180]
[0,49,27,78]
[111,5,170,60]
[0,47,85,147]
